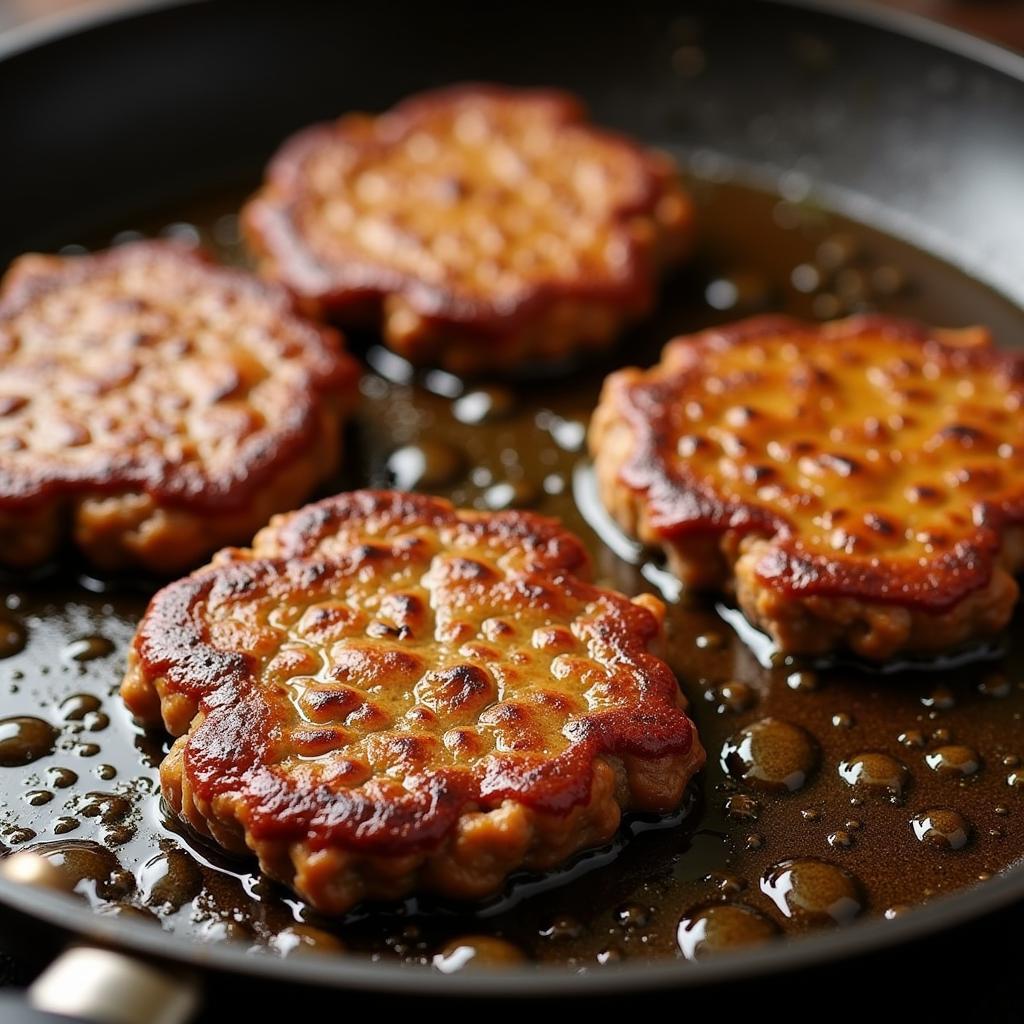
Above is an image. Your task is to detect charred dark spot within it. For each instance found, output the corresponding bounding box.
[383,593,423,618]
[440,557,495,581]
[481,701,528,725]
[864,513,896,536]
[383,649,425,674]
[483,618,514,639]
[820,453,860,476]
[0,395,27,416]
[436,176,469,201]
[290,726,346,754]
[366,620,402,639]
[345,701,391,729]
[164,336,193,357]
[352,543,390,562]
[208,366,243,402]
[301,687,361,718]
[293,562,330,588]
[744,464,776,483]
[374,733,436,766]
[424,663,495,711]
[443,728,480,755]
[727,406,757,424]
[789,366,834,389]
[527,689,576,713]
[719,435,749,456]
[907,484,940,503]
[515,578,553,602]
[405,706,438,726]
[863,418,888,441]
[390,535,430,561]
[940,423,986,445]
[302,605,353,634]
[677,434,708,457]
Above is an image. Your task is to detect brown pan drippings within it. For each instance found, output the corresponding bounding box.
[0,177,1022,968]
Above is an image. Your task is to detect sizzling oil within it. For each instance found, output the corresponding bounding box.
[1,178,1023,968]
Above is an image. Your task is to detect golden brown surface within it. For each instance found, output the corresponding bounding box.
[243,84,693,374]
[0,241,359,572]
[590,315,1024,660]
[121,491,704,913]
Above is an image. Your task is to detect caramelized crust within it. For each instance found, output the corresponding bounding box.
[121,491,703,913]
[0,242,359,572]
[590,316,1024,660]
[243,84,693,374]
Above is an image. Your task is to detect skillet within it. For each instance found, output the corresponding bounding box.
[0,0,1023,1017]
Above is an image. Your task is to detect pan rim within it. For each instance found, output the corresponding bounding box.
[1,0,1023,995]
[2,863,1024,994]
[777,0,1024,79]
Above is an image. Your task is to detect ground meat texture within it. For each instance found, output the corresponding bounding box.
[121,491,704,913]
[589,315,1024,661]
[243,84,693,375]
[0,241,359,573]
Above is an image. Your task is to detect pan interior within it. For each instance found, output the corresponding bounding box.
[1,170,1023,971]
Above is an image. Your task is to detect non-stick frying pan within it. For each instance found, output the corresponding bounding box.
[0,0,1023,1018]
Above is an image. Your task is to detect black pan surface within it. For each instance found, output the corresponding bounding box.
[0,0,1023,1000]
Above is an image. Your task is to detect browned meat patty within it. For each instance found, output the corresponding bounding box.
[0,241,359,573]
[121,491,705,913]
[242,84,693,374]
[589,315,1024,661]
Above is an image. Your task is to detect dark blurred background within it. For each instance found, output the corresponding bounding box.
[0,1,1023,50]
[7,0,1024,53]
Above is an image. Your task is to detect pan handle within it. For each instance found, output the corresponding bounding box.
[0,947,199,1024]
[0,854,199,1024]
